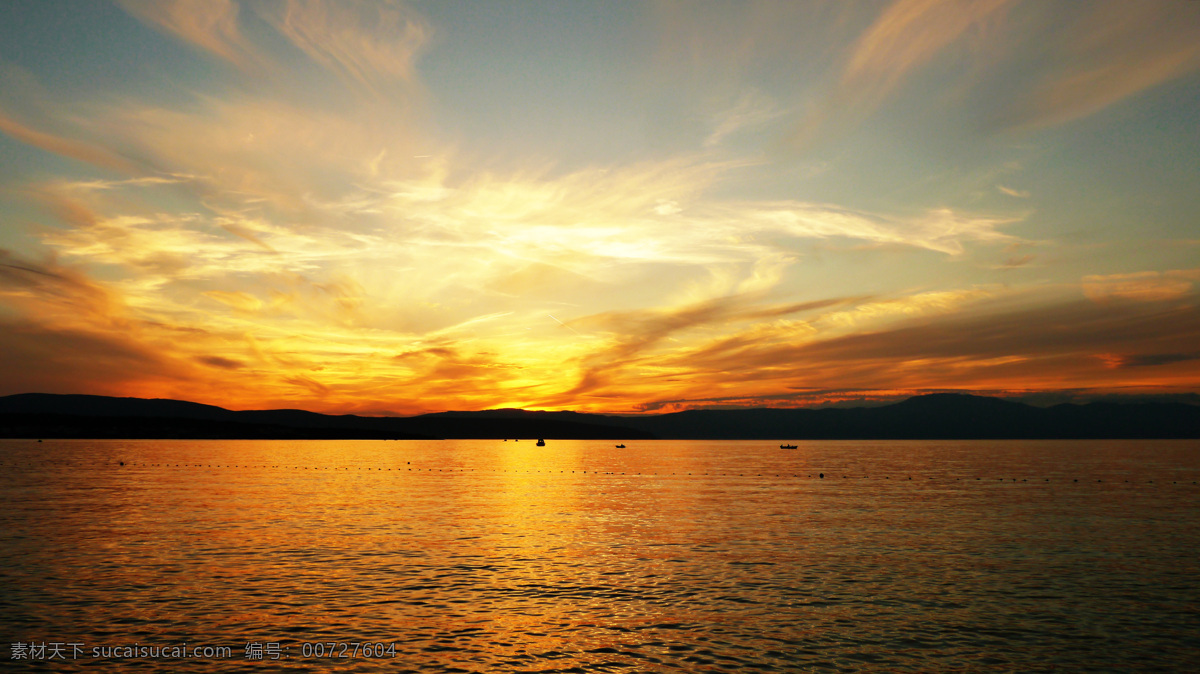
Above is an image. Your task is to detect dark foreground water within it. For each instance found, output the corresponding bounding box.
[2,439,1198,671]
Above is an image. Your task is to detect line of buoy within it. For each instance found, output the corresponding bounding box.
[3,461,1197,486]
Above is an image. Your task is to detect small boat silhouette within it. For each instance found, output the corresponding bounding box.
[615,444,626,448]
[780,444,798,449]
[536,438,545,446]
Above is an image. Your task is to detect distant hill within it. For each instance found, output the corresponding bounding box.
[0,393,647,440]
[0,412,431,440]
[612,393,1200,439]
[0,392,1197,439]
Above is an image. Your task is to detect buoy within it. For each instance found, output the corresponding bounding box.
[819,473,824,479]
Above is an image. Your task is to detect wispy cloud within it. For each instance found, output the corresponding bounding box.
[0,248,120,322]
[260,0,431,98]
[741,202,1020,255]
[554,290,866,403]
[282,373,332,396]
[0,111,140,174]
[790,0,1015,148]
[203,290,264,313]
[704,89,785,148]
[3,96,1029,411]
[997,184,1030,198]
[999,1,1200,131]
[628,287,1200,409]
[787,0,1200,147]
[117,0,262,71]
[1083,270,1197,304]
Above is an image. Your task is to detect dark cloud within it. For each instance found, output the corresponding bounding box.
[999,254,1035,269]
[283,374,331,396]
[195,355,245,370]
[790,296,1200,364]
[219,223,276,252]
[390,343,522,401]
[0,321,179,397]
[560,293,866,400]
[579,290,1200,407]
[1113,353,1200,369]
[0,248,118,319]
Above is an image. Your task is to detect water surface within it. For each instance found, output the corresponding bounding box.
[2,439,1198,671]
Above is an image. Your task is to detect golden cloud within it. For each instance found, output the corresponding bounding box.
[1083,271,1196,304]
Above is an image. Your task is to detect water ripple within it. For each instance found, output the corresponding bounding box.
[1,439,1198,671]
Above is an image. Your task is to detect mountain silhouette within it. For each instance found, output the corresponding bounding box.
[1,392,1197,439]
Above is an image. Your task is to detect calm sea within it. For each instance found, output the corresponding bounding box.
[2,439,1198,671]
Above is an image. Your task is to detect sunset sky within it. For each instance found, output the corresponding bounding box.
[1,0,1198,415]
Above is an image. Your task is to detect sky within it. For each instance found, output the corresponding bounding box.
[0,0,1198,415]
